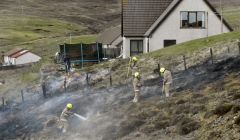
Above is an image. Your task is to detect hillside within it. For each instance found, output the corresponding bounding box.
[0,1,240,139]
[0,0,121,33]
[0,50,239,140]
[0,0,121,98]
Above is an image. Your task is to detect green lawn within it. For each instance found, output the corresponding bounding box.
[145,31,240,59]
[0,15,85,46]
[223,6,240,31]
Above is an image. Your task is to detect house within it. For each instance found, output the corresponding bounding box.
[122,0,233,58]
[97,26,123,58]
[4,48,41,65]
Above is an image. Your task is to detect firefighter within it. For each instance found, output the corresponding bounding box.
[59,103,74,133]
[133,72,142,103]
[130,56,138,76]
[160,68,173,97]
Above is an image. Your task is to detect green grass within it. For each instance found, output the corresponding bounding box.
[145,31,240,59]
[0,15,97,96]
[1,5,240,96]
[223,6,240,31]
[0,15,85,47]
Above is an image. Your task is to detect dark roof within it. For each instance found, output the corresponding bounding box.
[122,0,173,37]
[122,0,233,37]
[11,50,29,58]
[96,26,121,45]
[4,48,24,56]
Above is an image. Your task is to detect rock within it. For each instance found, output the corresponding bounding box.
[213,103,234,116]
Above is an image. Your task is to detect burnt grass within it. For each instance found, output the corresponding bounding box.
[0,56,239,140]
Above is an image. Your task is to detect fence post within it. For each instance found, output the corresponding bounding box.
[86,73,89,86]
[238,41,240,55]
[210,48,213,64]
[227,46,230,53]
[158,63,160,76]
[64,77,67,92]
[96,43,100,63]
[21,90,24,102]
[2,97,4,111]
[110,73,112,86]
[81,43,84,68]
[183,55,187,70]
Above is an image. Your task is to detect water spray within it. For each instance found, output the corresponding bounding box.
[74,113,88,121]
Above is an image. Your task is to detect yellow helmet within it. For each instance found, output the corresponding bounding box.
[160,68,165,73]
[134,72,140,78]
[132,57,138,62]
[67,103,73,109]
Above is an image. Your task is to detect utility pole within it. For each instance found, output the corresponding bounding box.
[206,12,209,41]
[220,0,223,33]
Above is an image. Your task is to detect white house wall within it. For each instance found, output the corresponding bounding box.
[123,37,146,58]
[4,56,16,65]
[112,36,123,48]
[15,52,41,65]
[3,56,9,65]
[149,0,230,51]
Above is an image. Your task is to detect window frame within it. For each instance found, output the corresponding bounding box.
[130,40,143,56]
[180,11,206,29]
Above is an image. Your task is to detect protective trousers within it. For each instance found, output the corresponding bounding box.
[164,83,171,97]
[133,78,141,103]
[59,119,69,133]
[133,90,140,103]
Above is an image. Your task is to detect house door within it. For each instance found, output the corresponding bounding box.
[130,40,143,56]
[164,40,176,48]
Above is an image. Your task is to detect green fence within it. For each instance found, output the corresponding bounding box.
[59,43,103,67]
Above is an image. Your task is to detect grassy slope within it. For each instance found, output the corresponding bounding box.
[0,2,240,97]
[223,7,240,30]
[145,31,240,59]
[83,30,239,88]
[0,15,96,98]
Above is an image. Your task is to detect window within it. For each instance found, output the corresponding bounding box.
[130,40,143,56]
[181,11,205,28]
[164,40,176,48]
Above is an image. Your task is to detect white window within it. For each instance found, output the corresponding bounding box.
[181,11,205,28]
